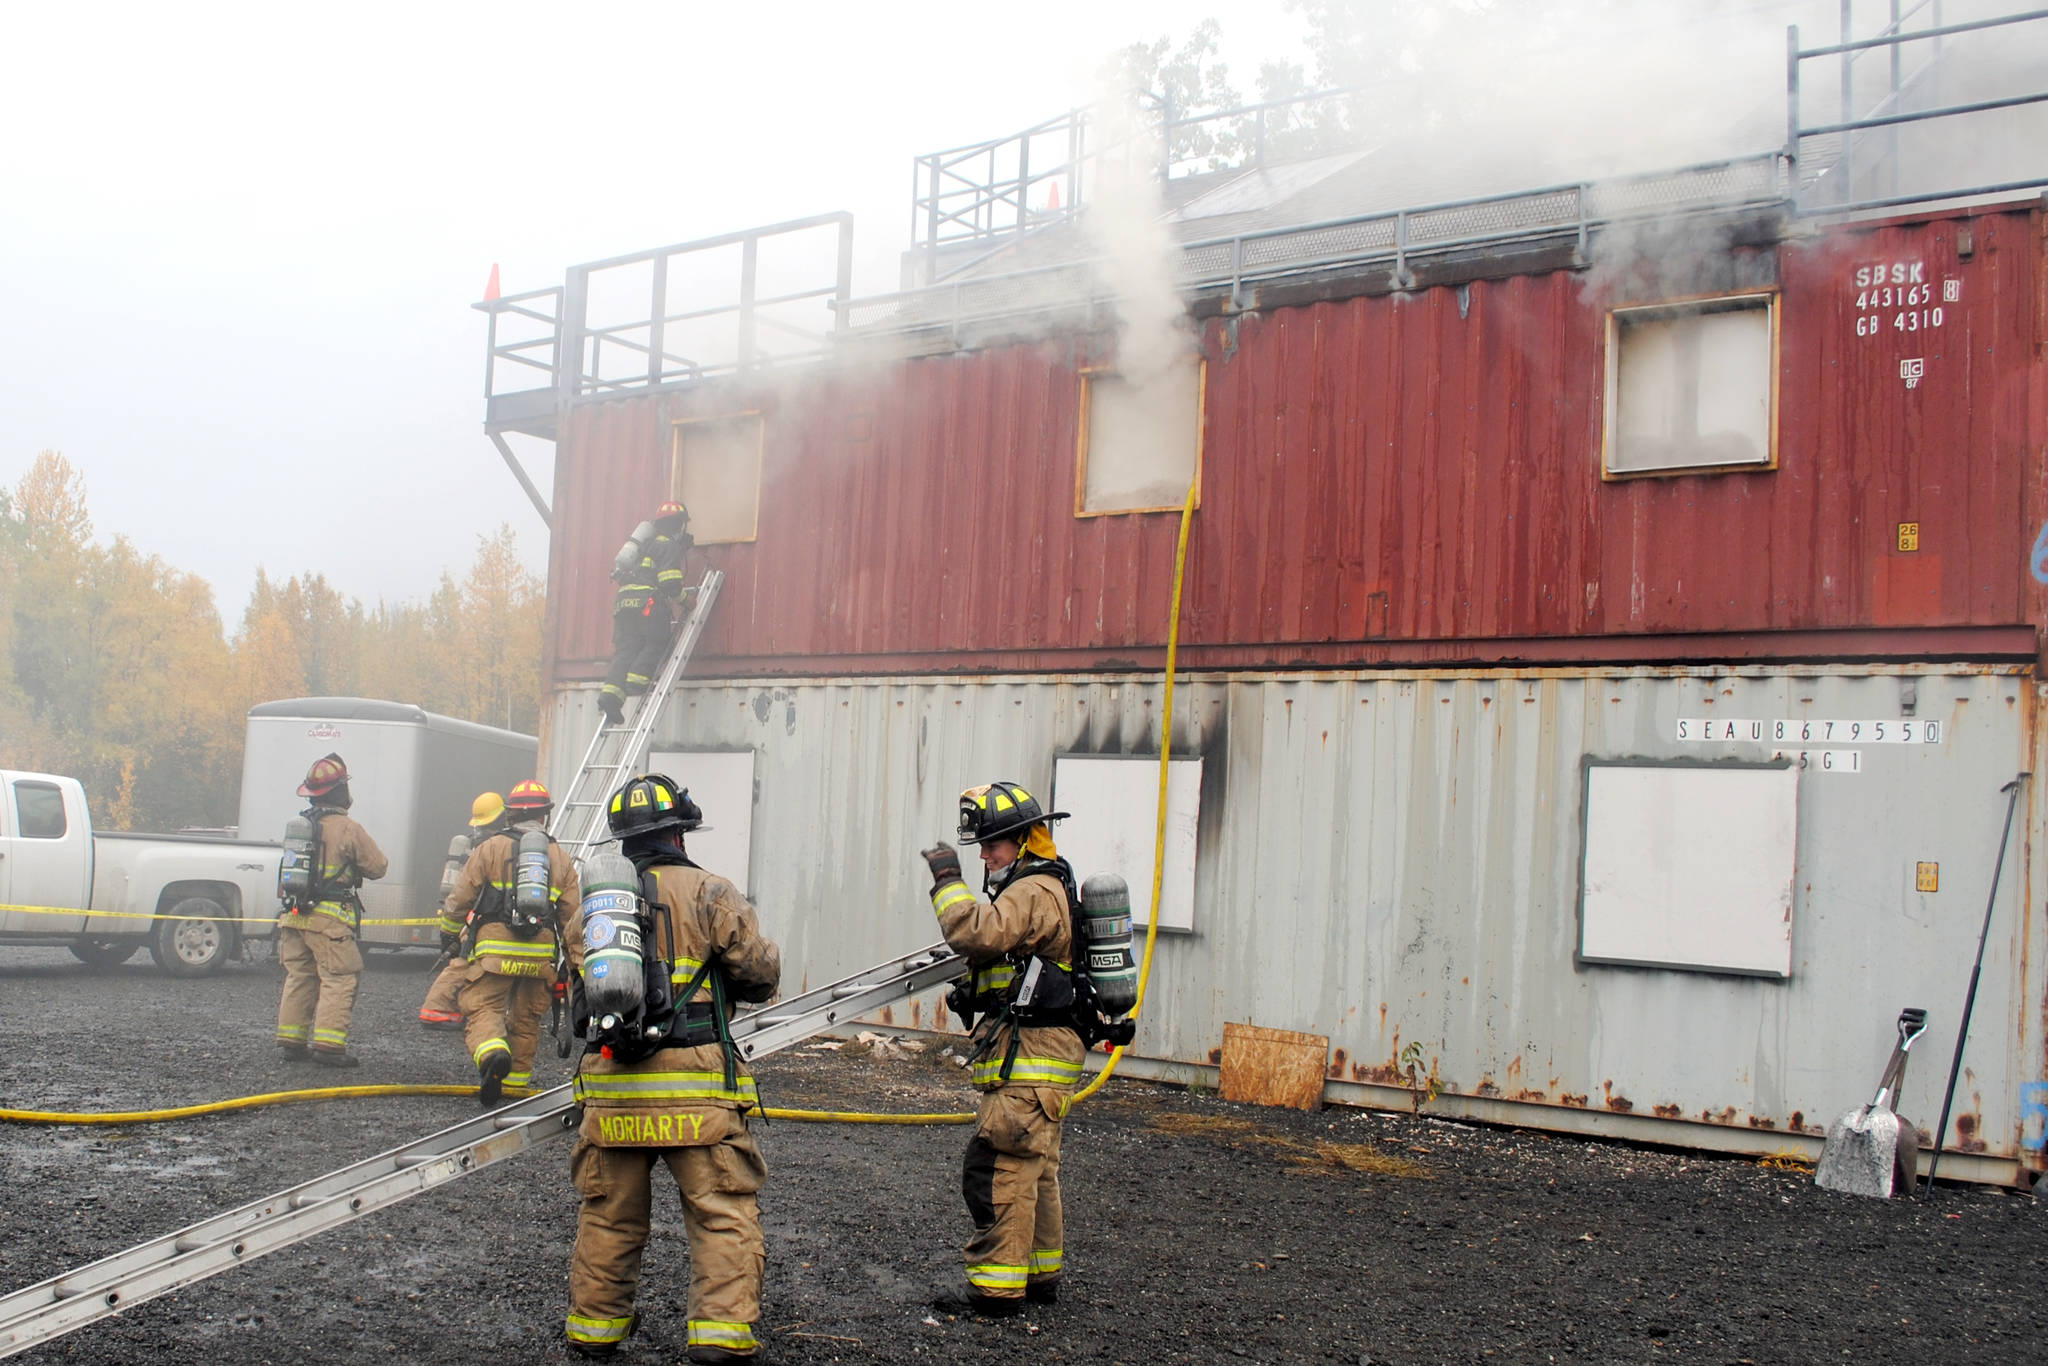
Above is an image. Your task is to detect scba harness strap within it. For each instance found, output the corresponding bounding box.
[580,869,744,1097]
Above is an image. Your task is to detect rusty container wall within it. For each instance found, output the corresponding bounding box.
[546,664,2039,1175]
[546,203,2044,682]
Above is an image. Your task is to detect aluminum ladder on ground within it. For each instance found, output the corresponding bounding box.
[0,939,965,1358]
[550,567,724,861]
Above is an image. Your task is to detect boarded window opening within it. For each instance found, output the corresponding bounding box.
[1576,758,1799,978]
[1076,358,1204,515]
[671,413,764,543]
[1603,293,1776,478]
[1052,754,1202,932]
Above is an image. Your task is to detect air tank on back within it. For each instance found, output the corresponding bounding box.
[439,833,472,900]
[1077,873,1139,1018]
[278,813,315,905]
[578,850,646,1025]
[514,829,553,924]
[611,520,656,578]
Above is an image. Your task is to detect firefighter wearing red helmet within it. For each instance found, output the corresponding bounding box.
[598,500,692,727]
[275,753,389,1067]
[918,780,1083,1316]
[562,774,781,1363]
[440,778,582,1105]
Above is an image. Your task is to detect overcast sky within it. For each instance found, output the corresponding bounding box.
[0,0,1326,619]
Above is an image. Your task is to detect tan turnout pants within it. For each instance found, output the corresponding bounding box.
[961,1085,1067,1298]
[275,917,362,1053]
[419,958,467,1017]
[567,1125,767,1355]
[458,970,551,1087]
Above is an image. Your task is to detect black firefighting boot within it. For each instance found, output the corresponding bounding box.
[597,692,625,727]
[278,1044,312,1063]
[477,1051,512,1107]
[685,1347,762,1365]
[1026,1280,1059,1304]
[930,1280,1024,1318]
[312,1049,360,1069]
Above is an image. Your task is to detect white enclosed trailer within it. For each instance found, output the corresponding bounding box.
[238,699,538,950]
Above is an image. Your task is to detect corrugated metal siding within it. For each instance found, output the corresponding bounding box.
[546,664,2039,1164]
[547,205,2043,679]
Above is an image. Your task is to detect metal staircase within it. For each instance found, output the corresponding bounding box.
[0,939,965,1357]
[551,567,724,860]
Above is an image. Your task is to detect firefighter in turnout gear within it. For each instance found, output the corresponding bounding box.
[441,779,582,1105]
[919,780,1084,1315]
[418,791,507,1031]
[563,774,781,1362]
[275,754,389,1067]
[598,501,692,727]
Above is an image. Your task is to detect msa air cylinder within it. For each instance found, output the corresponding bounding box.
[1077,873,1139,1018]
[278,814,315,905]
[611,520,656,578]
[579,851,646,1024]
[514,829,553,925]
[440,834,472,900]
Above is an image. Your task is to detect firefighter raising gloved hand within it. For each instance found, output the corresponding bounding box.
[563,774,781,1363]
[440,779,582,1105]
[921,780,1085,1316]
[598,501,691,727]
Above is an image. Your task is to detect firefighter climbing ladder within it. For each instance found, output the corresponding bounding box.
[0,939,964,1358]
[552,567,724,859]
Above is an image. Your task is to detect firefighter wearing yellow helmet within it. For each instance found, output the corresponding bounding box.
[918,780,1082,1316]
[563,773,782,1362]
[274,754,389,1067]
[440,779,582,1105]
[417,791,507,1030]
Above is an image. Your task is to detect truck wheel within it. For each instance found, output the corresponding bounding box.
[152,899,233,978]
[69,938,139,970]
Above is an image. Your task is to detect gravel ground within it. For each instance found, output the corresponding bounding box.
[3,946,2047,1365]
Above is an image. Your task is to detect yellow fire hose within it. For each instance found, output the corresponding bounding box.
[0,1086,973,1127]
[1068,478,1196,1109]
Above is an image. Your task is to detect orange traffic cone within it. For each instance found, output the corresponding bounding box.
[483,263,501,302]
[1047,181,1062,212]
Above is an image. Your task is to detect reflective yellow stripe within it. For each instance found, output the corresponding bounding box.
[973,1054,1083,1088]
[932,880,976,916]
[276,1025,308,1042]
[669,956,706,987]
[967,1262,1028,1290]
[973,963,1015,992]
[436,915,464,935]
[565,1313,634,1345]
[473,1038,510,1066]
[470,939,554,962]
[1031,1248,1064,1274]
[573,1070,759,1106]
[687,1320,759,1350]
[504,1071,532,1087]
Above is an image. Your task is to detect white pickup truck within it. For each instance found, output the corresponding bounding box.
[0,771,280,976]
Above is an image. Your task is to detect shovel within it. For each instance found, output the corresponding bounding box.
[1814,1007,1928,1199]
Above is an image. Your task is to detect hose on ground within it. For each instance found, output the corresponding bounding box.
[0,1087,972,1127]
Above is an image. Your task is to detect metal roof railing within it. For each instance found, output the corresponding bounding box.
[838,152,1793,340]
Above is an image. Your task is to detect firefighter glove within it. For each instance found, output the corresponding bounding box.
[439,930,461,956]
[921,842,962,887]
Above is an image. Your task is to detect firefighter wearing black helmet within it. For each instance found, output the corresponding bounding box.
[918,780,1084,1316]
[598,501,692,727]
[275,754,388,1067]
[563,774,781,1363]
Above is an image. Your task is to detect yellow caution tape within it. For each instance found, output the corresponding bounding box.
[0,903,440,928]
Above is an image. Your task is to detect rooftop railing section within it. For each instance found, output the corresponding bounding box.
[1788,2,2048,212]
[475,214,852,435]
